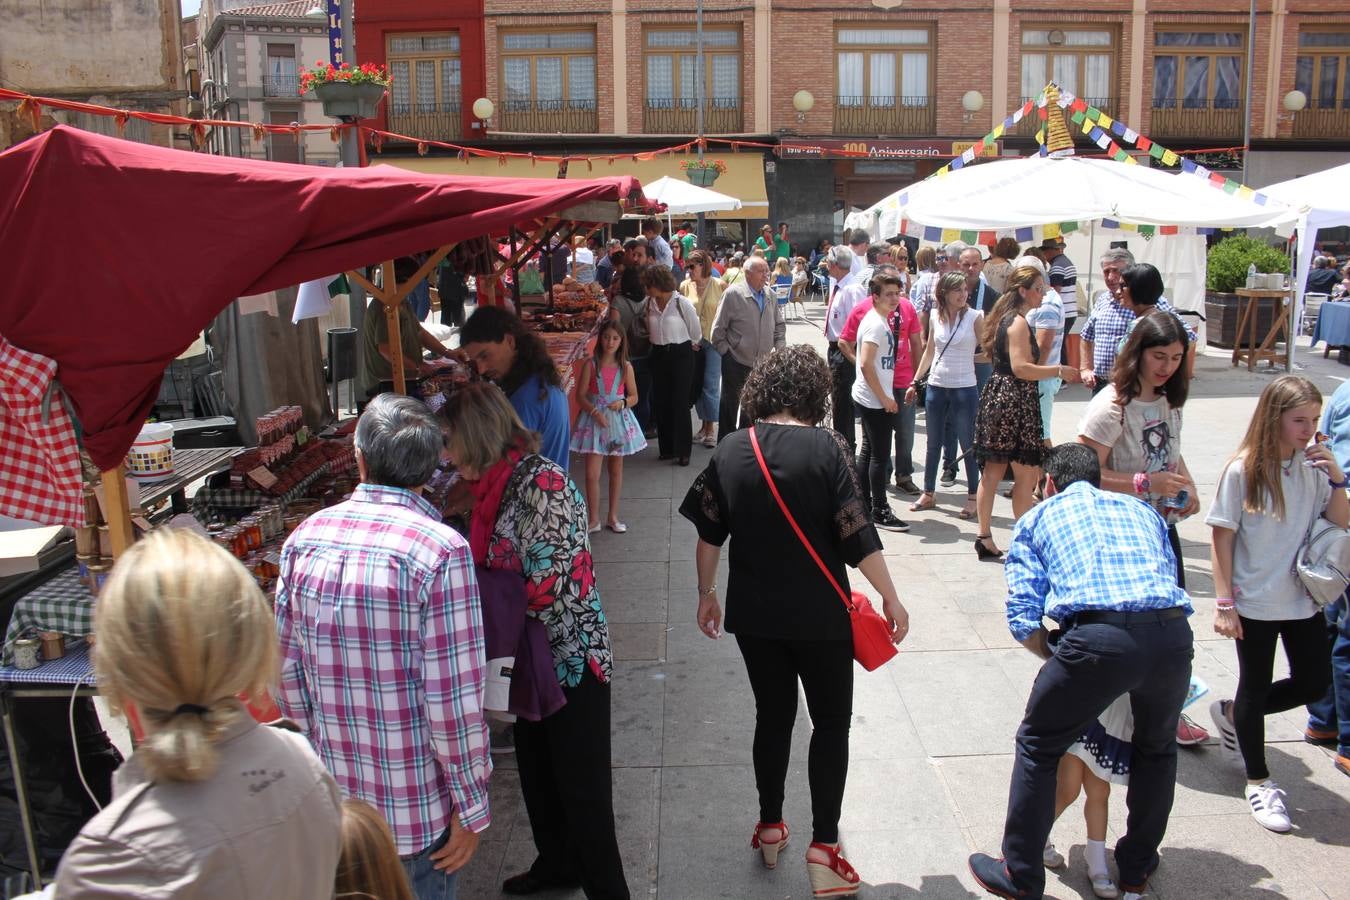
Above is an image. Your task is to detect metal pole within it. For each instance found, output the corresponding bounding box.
[695,0,706,247]
[1240,0,1256,184]
[338,0,366,328]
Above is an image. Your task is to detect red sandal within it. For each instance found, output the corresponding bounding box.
[750,820,789,869]
[806,841,861,897]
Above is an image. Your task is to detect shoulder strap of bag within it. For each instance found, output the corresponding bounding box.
[748,426,855,613]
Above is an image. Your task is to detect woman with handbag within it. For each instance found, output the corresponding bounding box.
[678,345,909,898]
[439,382,629,899]
[1205,375,1348,833]
[906,272,984,519]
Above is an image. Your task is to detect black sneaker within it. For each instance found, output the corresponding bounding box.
[940,467,958,487]
[872,508,911,532]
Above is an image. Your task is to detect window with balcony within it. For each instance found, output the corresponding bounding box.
[1151,30,1244,138]
[1294,30,1350,139]
[1019,27,1116,134]
[500,29,598,133]
[388,33,462,140]
[642,27,741,134]
[265,44,299,98]
[267,110,302,164]
[834,27,933,135]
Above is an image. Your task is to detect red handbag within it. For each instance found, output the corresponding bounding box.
[748,427,898,671]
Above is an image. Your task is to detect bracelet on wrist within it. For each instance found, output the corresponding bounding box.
[1132,472,1150,495]
[1215,597,1236,610]
[698,585,717,596]
[1330,475,1349,489]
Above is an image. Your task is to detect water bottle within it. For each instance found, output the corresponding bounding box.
[1247,263,1257,288]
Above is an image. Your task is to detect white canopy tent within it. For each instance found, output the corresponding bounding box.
[1260,161,1350,304]
[638,175,744,216]
[846,156,1296,240]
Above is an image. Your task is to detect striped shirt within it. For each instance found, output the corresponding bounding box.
[275,484,491,853]
[1004,481,1192,641]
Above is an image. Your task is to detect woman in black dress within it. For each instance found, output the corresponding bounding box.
[679,346,909,898]
[972,266,1079,560]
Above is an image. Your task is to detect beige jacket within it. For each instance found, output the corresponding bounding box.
[54,704,342,899]
[711,281,786,367]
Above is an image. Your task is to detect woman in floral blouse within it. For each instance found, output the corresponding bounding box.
[439,382,628,900]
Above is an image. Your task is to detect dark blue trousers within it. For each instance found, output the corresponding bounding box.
[1002,613,1193,897]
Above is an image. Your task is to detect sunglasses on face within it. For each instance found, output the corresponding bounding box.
[935,255,948,261]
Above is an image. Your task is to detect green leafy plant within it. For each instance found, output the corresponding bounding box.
[300,61,391,94]
[679,158,727,174]
[1205,234,1290,293]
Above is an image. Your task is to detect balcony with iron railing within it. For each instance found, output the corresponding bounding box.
[1292,100,1350,140]
[1149,97,1243,140]
[834,96,935,135]
[1016,96,1119,138]
[387,103,463,141]
[643,97,743,134]
[498,98,598,133]
[263,75,301,99]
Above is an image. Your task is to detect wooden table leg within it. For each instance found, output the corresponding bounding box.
[1257,298,1287,368]
[1233,296,1253,368]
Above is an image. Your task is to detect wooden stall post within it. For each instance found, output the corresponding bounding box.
[99,465,135,558]
[346,246,454,397]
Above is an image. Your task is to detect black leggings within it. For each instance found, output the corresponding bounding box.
[857,405,896,514]
[735,634,853,843]
[1234,612,1332,781]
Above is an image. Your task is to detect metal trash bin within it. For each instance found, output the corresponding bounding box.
[327,327,359,415]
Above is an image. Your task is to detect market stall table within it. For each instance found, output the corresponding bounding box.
[2,569,93,665]
[1231,288,1293,371]
[0,641,97,888]
[1312,301,1350,358]
[135,446,242,514]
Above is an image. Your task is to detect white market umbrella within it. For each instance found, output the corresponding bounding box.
[854,155,1296,241]
[640,175,744,216]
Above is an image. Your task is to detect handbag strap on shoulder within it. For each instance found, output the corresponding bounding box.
[748,426,855,613]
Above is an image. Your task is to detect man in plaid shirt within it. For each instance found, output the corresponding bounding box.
[275,394,490,899]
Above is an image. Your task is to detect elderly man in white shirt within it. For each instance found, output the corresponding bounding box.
[822,245,867,453]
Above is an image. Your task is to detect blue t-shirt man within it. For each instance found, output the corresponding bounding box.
[510,373,570,470]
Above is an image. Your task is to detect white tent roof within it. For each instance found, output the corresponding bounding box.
[640,175,743,216]
[848,156,1295,240]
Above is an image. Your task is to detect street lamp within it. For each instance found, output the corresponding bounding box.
[1282,89,1308,112]
[961,90,984,123]
[472,97,494,131]
[792,89,815,124]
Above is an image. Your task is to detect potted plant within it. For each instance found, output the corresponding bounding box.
[301,61,391,119]
[1203,234,1292,348]
[680,158,727,187]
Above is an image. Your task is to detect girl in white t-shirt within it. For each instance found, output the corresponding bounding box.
[906,272,984,518]
[851,271,909,531]
[1205,375,1347,833]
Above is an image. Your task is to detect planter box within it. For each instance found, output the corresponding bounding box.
[684,167,720,187]
[315,82,386,120]
[1205,291,1282,349]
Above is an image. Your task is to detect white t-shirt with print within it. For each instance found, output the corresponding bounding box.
[1078,384,1185,524]
[1205,454,1332,622]
[851,307,897,409]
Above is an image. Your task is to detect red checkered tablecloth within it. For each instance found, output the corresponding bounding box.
[0,335,83,526]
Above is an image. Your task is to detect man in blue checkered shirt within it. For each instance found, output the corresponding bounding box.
[970,444,1193,900]
[1080,249,1197,395]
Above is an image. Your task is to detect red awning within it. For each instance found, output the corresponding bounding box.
[0,126,646,469]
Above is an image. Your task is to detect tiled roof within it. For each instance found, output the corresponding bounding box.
[227,1,318,18]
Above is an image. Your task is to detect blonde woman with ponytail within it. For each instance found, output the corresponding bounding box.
[53,528,342,897]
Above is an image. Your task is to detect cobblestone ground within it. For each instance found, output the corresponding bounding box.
[461,309,1350,899]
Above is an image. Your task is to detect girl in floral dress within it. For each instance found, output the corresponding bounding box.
[572,320,646,533]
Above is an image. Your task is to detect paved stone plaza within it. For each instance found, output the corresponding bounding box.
[461,310,1350,899]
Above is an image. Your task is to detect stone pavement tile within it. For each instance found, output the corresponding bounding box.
[849,668,928,761]
[610,622,667,661]
[483,767,528,838]
[612,660,666,768]
[669,515,699,560]
[833,829,984,899]
[1145,814,1330,899]
[839,757,964,834]
[614,766,661,897]
[588,517,672,563]
[608,497,673,520]
[968,612,1022,650]
[455,837,510,897]
[888,649,1029,758]
[593,561,669,624]
[890,609,986,652]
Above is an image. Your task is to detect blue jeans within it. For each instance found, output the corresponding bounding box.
[401,827,458,900]
[1038,377,1061,441]
[1307,595,1350,755]
[923,386,979,494]
[695,339,721,423]
[974,361,993,395]
[409,278,431,323]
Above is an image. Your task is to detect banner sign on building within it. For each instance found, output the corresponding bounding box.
[779,139,1000,160]
[327,0,343,65]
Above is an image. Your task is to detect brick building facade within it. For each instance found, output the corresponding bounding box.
[353,0,1350,250]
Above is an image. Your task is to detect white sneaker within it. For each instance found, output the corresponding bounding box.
[1090,872,1120,898]
[1245,780,1292,833]
[1042,842,1066,869]
[1209,699,1240,758]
